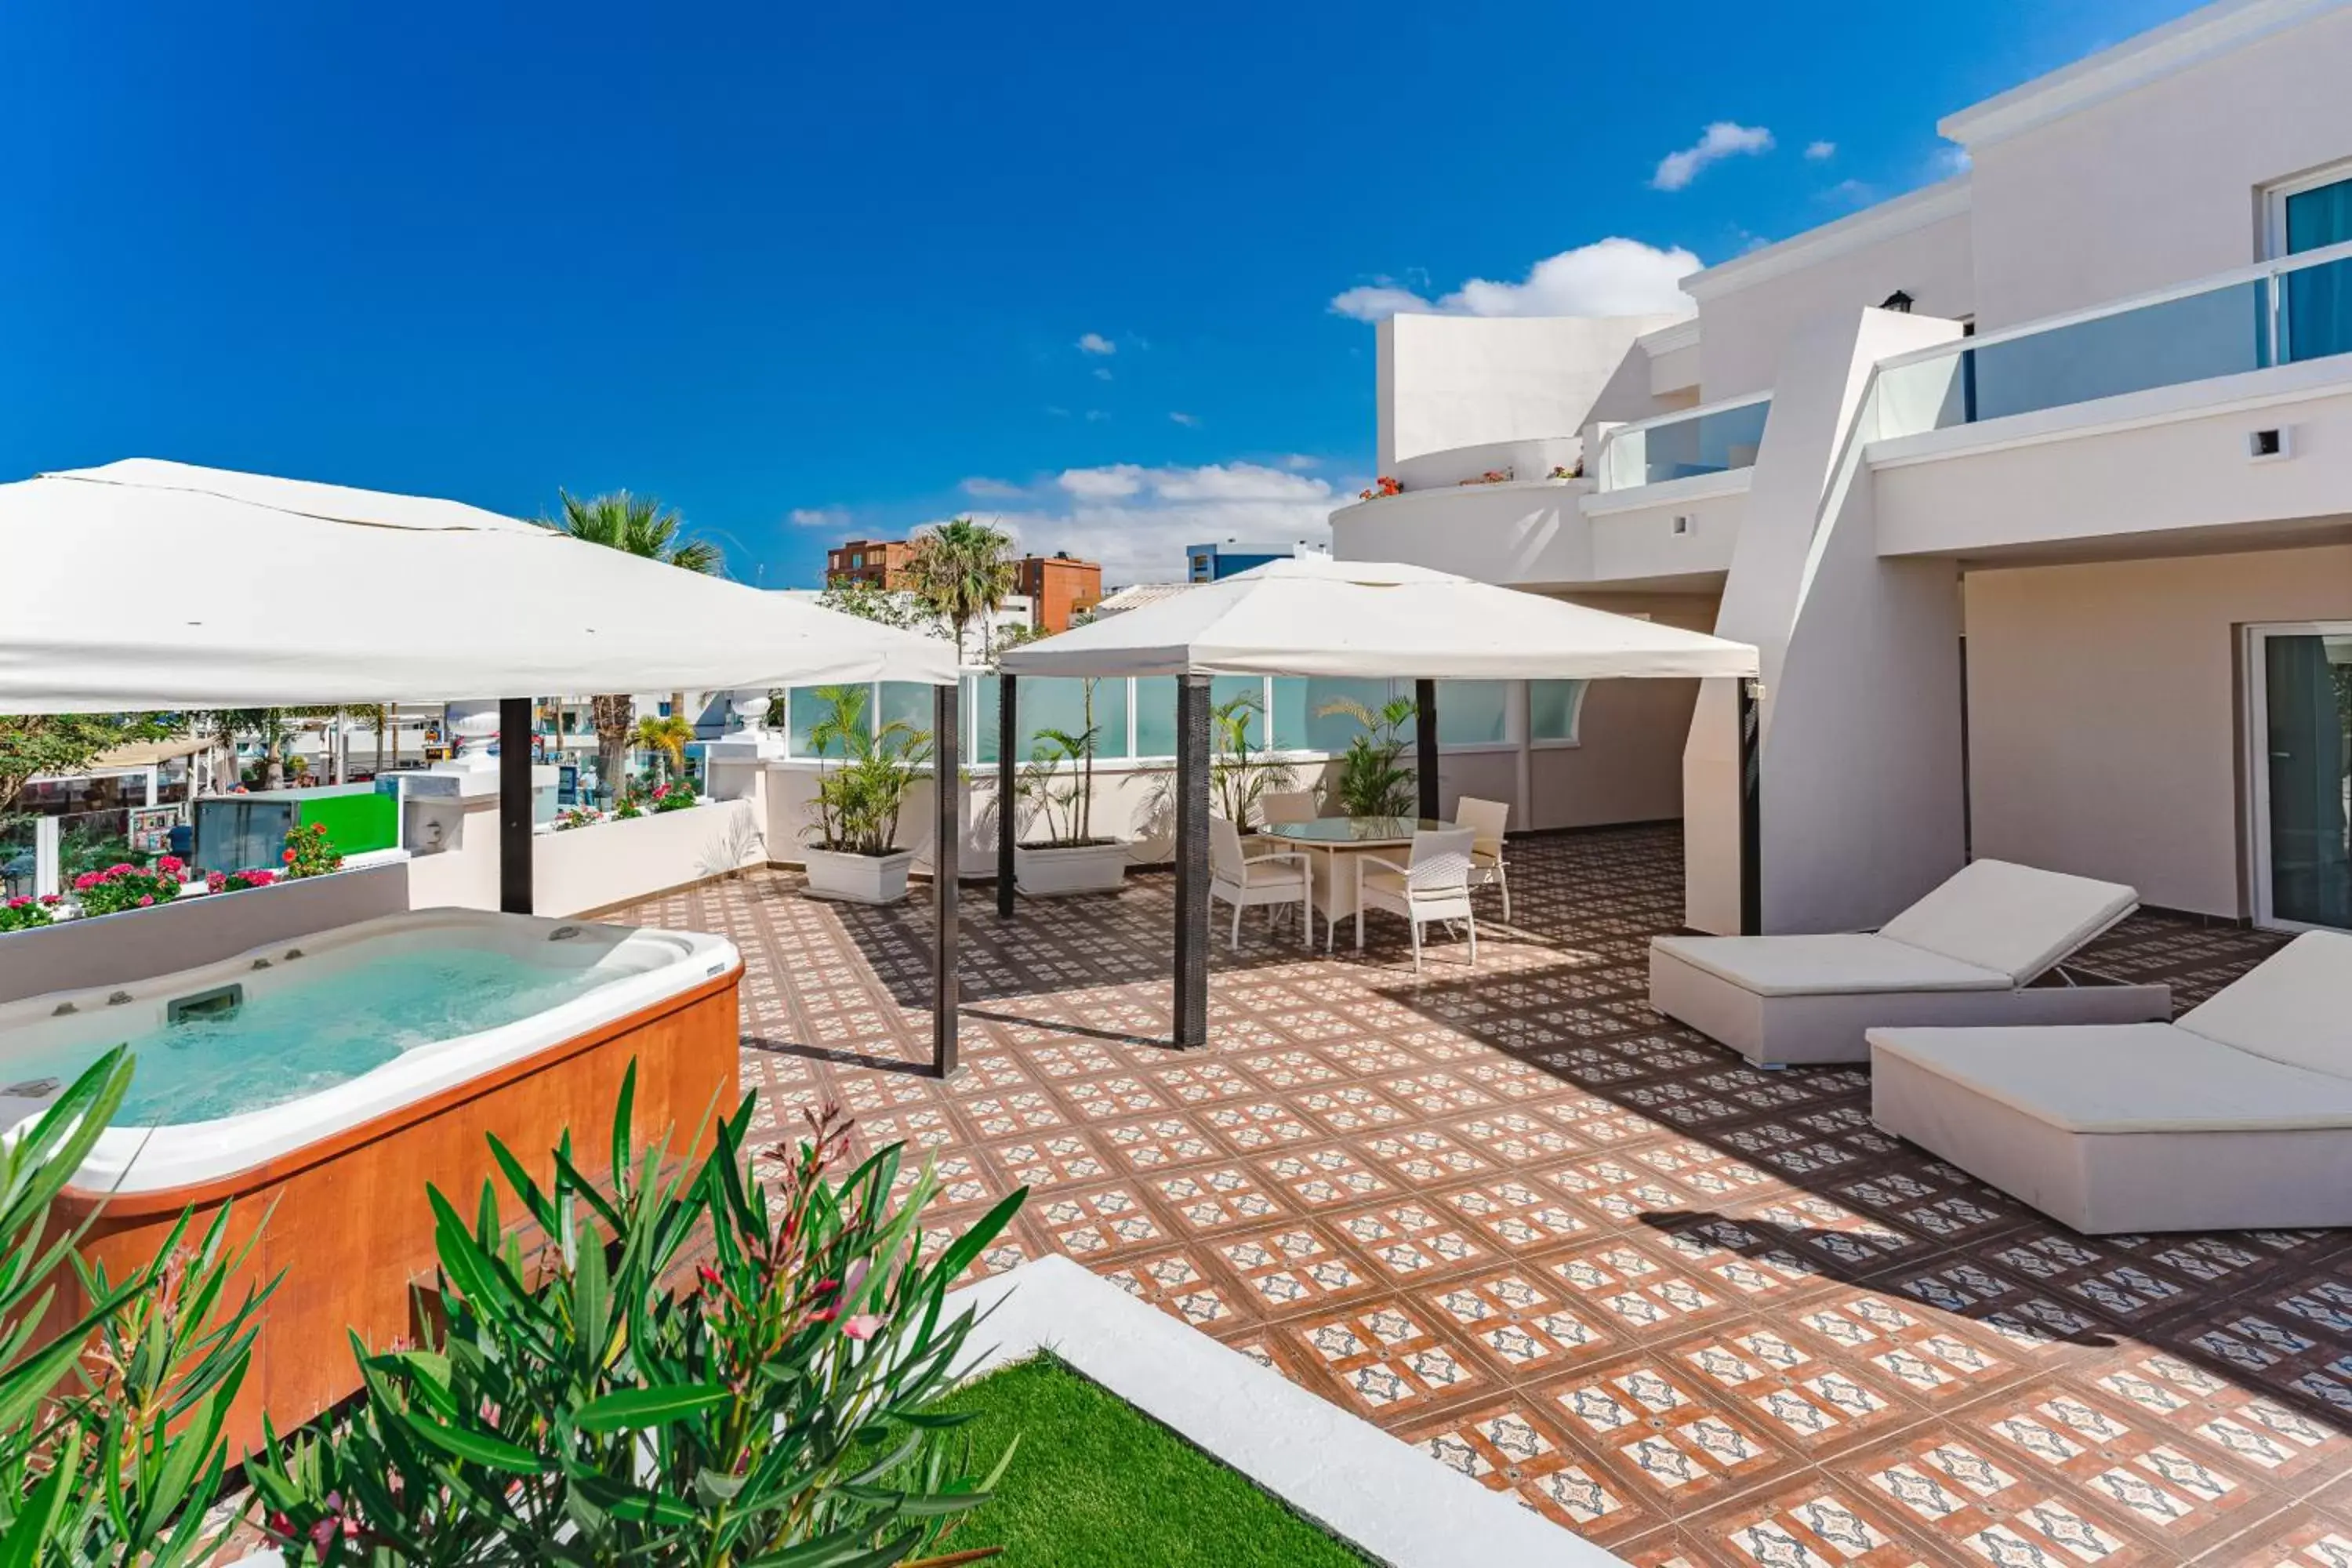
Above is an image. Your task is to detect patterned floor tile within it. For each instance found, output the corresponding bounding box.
[609,824,2315,1556]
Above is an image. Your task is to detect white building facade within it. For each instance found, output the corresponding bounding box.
[1331,0,2352,938]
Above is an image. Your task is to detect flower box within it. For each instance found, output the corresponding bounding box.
[1014,840,1129,897]
[802,846,917,906]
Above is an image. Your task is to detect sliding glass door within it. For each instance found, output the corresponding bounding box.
[2248,624,2352,932]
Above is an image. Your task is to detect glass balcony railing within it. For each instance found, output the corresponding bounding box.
[1873,238,2352,439]
[1595,394,1770,491]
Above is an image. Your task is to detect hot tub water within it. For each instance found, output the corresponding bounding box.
[12,944,630,1127]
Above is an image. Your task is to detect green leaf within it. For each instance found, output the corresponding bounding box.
[929,1187,1026,1285]
[746,1525,927,1568]
[574,1381,731,1432]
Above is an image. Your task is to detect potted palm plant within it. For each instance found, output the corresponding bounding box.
[1317,692,1419,817]
[800,686,932,904]
[1210,689,1298,828]
[1014,679,1129,895]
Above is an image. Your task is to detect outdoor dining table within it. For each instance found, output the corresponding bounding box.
[1258,815,1460,952]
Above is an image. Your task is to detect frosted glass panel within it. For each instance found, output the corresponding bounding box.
[1530,681,1587,742]
[1134,677,1177,758]
[789,684,870,758]
[1301,677,1406,753]
[1435,681,1508,745]
[1013,677,1129,761]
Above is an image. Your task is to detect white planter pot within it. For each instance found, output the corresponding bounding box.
[1014,840,1130,896]
[802,846,916,905]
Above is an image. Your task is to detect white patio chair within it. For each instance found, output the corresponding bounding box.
[1210,815,1313,949]
[1355,826,1477,974]
[1454,795,1511,920]
[1243,788,1320,860]
[1258,789,1318,826]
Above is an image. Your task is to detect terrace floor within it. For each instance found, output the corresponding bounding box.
[614,825,2352,1568]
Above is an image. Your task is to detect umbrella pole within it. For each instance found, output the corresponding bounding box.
[499,696,534,916]
[934,681,960,1078]
[1737,677,1762,936]
[1415,678,1439,821]
[996,673,1018,917]
[1174,673,1210,1047]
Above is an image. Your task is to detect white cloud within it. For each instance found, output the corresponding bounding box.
[1278,453,1319,470]
[1083,409,1110,422]
[1651,122,1774,191]
[1057,465,1147,499]
[1804,140,1836,161]
[1002,462,1337,582]
[1933,143,1972,176]
[787,506,849,529]
[1819,178,1874,207]
[1168,411,1201,427]
[960,476,1028,499]
[1330,237,1700,322]
[1092,366,1113,382]
[1076,332,1116,355]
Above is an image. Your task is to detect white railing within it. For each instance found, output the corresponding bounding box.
[1871,235,2352,437]
[1593,392,1773,492]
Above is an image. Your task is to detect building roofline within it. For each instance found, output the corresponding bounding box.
[1938,0,2341,149]
[1637,317,1702,355]
[1681,176,1972,303]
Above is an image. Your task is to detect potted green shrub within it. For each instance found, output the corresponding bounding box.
[1014,681,1129,895]
[800,685,932,904]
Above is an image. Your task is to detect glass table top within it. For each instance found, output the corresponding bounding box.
[1260,816,1458,844]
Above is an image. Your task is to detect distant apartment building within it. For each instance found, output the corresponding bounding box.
[1014,552,1102,632]
[825,538,917,589]
[1185,539,1300,582]
[1330,0,2352,942]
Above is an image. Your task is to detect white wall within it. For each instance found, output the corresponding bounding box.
[535,800,767,916]
[1686,307,1972,935]
[1958,5,2352,329]
[0,862,417,1007]
[1532,592,1717,830]
[1873,365,2352,559]
[1690,201,1976,401]
[1965,542,2352,918]
[1377,313,1683,474]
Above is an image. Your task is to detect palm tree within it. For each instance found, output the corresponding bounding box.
[633,713,695,786]
[551,489,723,788]
[906,517,1017,663]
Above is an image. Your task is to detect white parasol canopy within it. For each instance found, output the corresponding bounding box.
[997,554,1758,681]
[0,459,958,714]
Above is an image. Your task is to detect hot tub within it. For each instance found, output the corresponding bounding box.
[2,907,742,1452]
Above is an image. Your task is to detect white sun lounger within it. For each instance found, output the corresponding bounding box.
[1648,860,2169,1067]
[1871,931,2352,1234]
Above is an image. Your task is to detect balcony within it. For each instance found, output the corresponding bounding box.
[1593,393,1771,492]
[1873,238,2352,439]
[1864,238,2352,561]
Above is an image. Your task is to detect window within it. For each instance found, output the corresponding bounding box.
[1530,680,1588,744]
[850,553,864,569]
[1434,681,1510,746]
[2268,163,2352,364]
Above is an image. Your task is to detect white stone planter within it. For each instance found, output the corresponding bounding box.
[801,846,916,905]
[1014,840,1129,896]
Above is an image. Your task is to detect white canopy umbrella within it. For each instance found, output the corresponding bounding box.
[996,554,1758,682]
[996,555,1762,1047]
[0,459,969,1069]
[0,459,957,713]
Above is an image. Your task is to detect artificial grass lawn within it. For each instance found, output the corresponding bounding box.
[922,1355,1374,1566]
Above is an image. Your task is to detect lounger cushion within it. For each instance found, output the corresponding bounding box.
[1652,934,2011,997]
[1875,860,2137,985]
[2176,931,2352,1078]
[1869,1022,2352,1133]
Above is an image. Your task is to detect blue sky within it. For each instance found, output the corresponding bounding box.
[0,0,2201,586]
